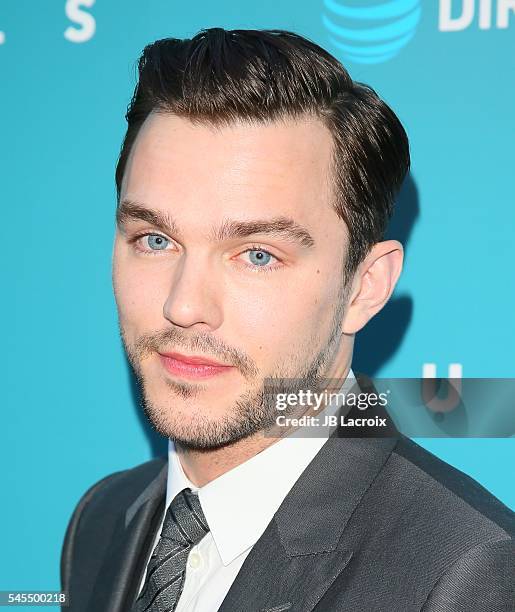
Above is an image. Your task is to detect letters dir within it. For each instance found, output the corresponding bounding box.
[0,0,514,45]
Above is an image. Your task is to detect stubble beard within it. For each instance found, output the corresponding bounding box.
[122,281,349,451]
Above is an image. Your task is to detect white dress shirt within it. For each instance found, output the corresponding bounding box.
[137,368,356,611]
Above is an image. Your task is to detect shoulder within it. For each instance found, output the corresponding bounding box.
[63,455,167,532]
[346,436,514,608]
[389,436,514,539]
[73,456,167,516]
[387,438,515,610]
[60,456,167,593]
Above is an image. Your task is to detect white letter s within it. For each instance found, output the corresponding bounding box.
[64,0,96,43]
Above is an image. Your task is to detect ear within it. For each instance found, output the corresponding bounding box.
[342,240,404,334]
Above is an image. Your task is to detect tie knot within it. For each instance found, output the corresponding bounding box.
[161,488,209,546]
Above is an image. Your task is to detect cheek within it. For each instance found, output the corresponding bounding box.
[113,258,166,333]
[228,274,338,358]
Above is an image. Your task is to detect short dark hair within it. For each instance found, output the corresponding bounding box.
[115,27,410,285]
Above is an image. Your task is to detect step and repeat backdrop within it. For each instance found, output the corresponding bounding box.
[1,0,514,604]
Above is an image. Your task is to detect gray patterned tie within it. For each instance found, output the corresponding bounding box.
[132,487,210,612]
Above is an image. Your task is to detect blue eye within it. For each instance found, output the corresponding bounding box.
[146,234,169,250]
[247,249,273,266]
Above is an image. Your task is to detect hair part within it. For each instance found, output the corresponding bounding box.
[115,27,410,285]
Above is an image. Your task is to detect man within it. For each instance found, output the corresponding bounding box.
[60,28,514,611]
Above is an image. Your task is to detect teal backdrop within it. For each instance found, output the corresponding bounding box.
[1,1,514,608]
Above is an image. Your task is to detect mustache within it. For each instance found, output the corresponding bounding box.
[126,325,259,379]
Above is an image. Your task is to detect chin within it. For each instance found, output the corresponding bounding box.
[142,396,266,450]
[157,419,254,451]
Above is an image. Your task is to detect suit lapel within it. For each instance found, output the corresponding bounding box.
[219,373,399,611]
[219,434,398,611]
[87,461,167,612]
[218,521,353,612]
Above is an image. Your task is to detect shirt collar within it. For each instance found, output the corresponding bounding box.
[166,368,356,565]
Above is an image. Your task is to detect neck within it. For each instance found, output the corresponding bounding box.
[176,358,352,487]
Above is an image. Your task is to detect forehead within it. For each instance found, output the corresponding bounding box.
[121,112,335,226]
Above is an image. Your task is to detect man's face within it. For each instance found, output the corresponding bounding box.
[112,112,351,449]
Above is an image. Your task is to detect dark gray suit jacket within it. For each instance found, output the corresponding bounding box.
[61,376,514,611]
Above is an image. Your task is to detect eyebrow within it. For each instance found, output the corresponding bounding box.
[116,198,315,249]
[116,199,180,236]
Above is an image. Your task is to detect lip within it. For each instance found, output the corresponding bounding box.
[158,351,234,380]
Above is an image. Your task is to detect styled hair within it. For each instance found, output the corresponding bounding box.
[115,27,410,284]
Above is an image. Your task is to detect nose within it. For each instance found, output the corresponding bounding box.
[162,254,223,331]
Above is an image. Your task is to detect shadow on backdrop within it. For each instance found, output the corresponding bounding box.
[353,173,419,375]
[124,173,419,458]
